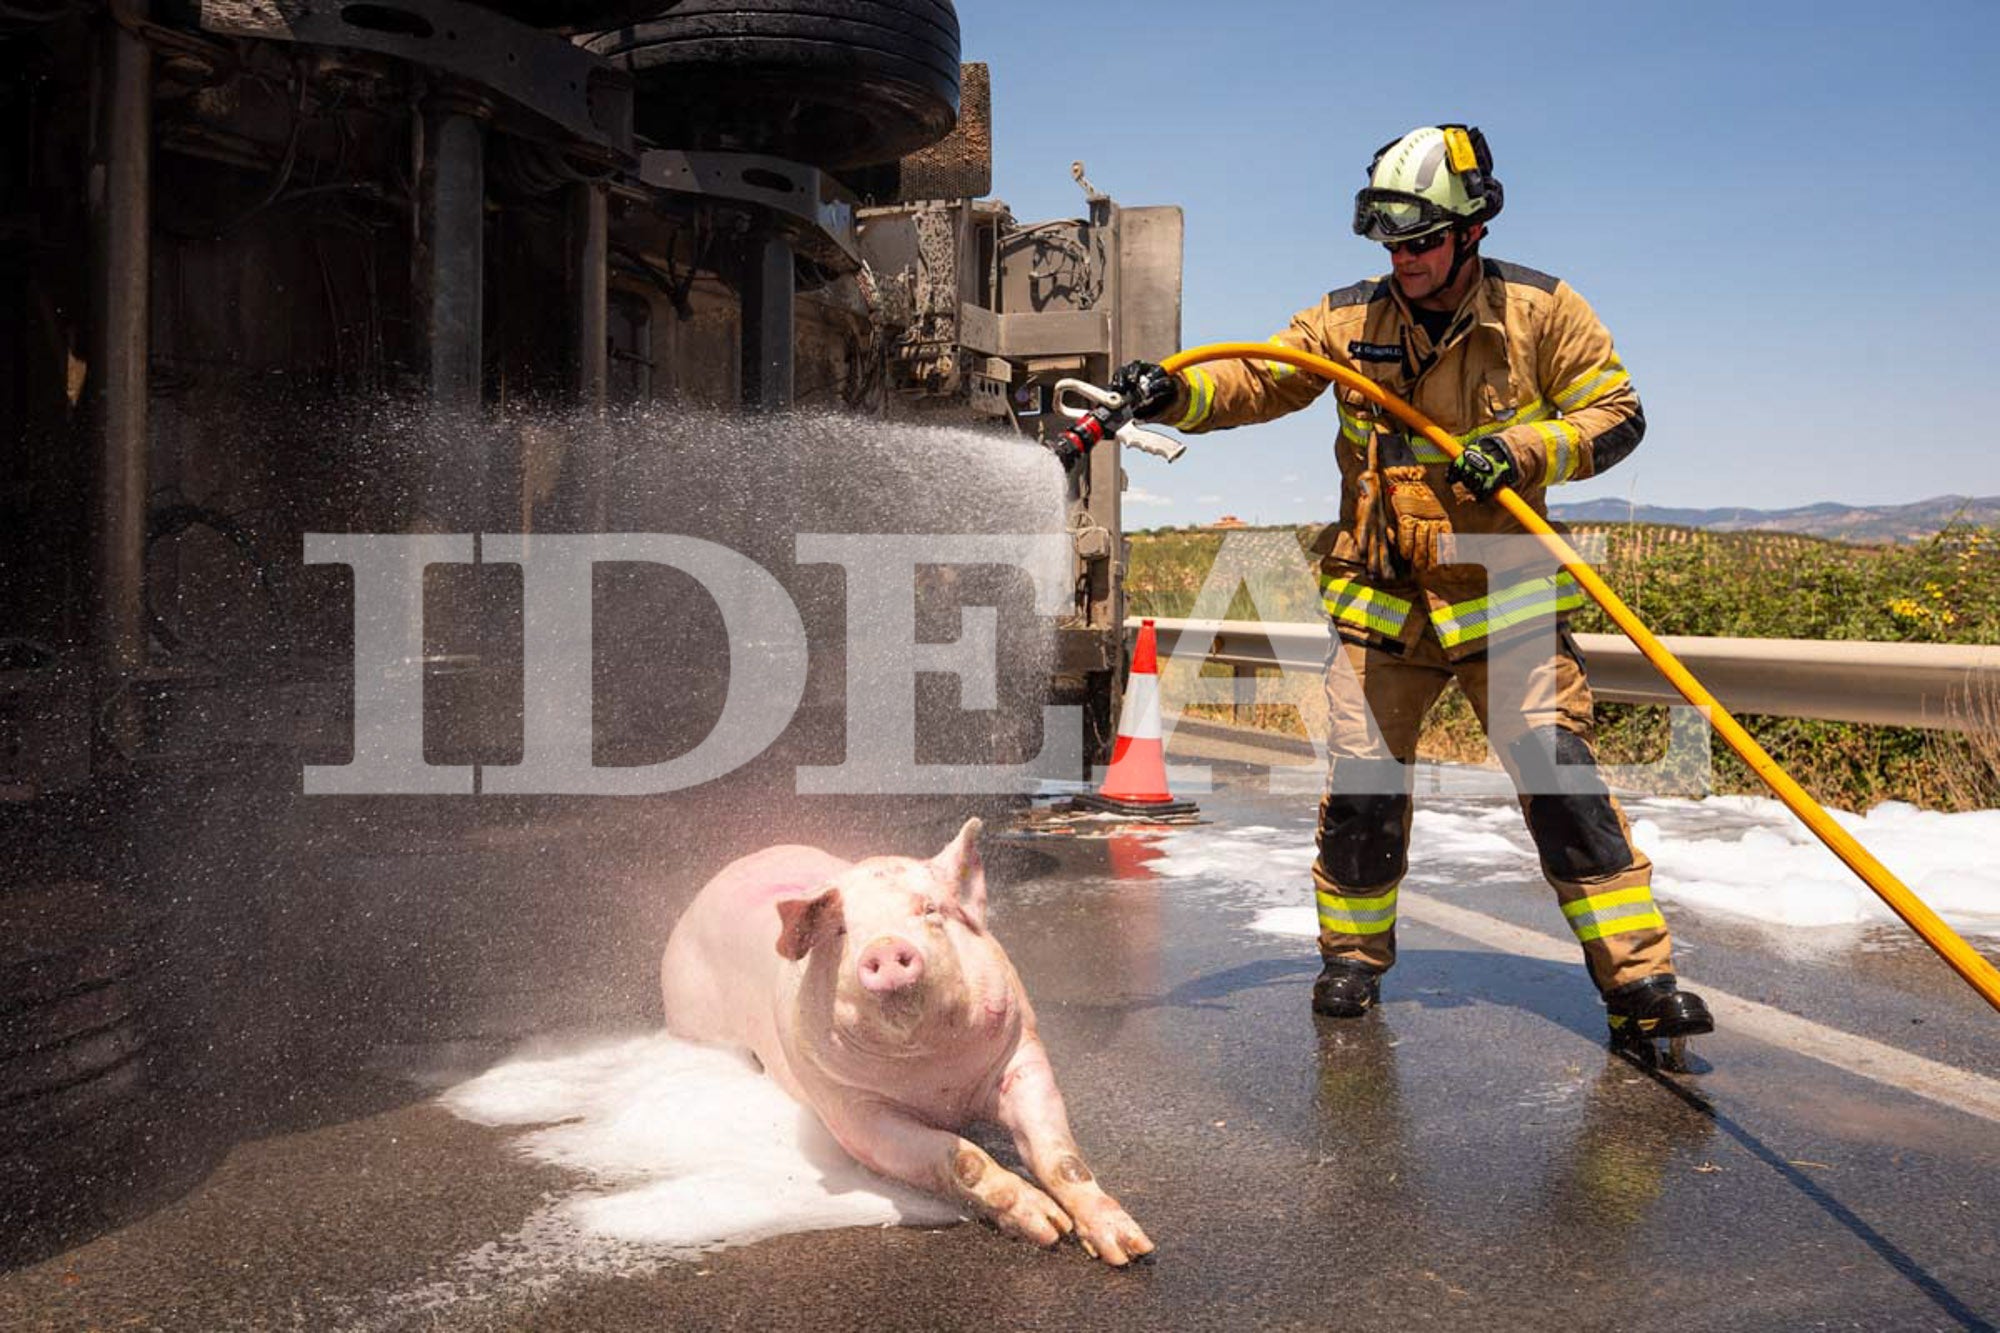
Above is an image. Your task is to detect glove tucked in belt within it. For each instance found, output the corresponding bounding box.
[1385,465,1451,571]
[1353,433,1400,583]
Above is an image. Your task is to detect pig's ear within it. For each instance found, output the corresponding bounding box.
[775,887,844,961]
[932,817,988,932]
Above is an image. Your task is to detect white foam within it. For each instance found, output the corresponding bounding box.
[434,1032,960,1266]
[1633,797,2000,938]
[1408,808,1527,859]
[1148,794,2000,942]
[1250,905,1319,938]
[1146,827,1315,896]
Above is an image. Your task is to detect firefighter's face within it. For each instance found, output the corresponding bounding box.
[1387,227,1457,301]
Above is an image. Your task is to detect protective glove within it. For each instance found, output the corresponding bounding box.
[1447,438,1519,501]
[1109,360,1181,423]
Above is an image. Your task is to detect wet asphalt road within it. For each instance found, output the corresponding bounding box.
[5,733,1999,1332]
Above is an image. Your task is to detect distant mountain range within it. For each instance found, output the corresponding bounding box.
[1547,494,2000,545]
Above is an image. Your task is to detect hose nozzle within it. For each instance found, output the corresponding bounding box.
[1050,404,1121,472]
[1047,378,1187,471]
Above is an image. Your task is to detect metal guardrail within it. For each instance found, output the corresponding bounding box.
[1131,618,2000,733]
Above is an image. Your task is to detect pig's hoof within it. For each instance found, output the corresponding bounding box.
[1077,1200,1155,1267]
[989,1183,1073,1248]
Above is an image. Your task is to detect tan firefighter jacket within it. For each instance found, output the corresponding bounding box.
[1172,258,1644,659]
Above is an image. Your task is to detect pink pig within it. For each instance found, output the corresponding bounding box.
[661,817,1154,1266]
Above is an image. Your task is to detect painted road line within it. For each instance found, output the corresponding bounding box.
[1401,891,2000,1126]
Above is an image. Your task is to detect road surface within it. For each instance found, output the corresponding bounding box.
[4,726,1997,1331]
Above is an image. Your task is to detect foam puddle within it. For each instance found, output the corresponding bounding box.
[1144,798,2000,943]
[401,1033,960,1304]
[1631,797,2000,937]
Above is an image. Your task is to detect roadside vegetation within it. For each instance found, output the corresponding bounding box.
[1125,522,2000,812]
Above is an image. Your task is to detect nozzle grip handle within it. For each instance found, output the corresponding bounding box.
[1118,424,1186,463]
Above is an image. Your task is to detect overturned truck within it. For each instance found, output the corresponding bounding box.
[0,0,1181,1254]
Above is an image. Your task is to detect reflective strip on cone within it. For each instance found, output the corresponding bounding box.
[1098,619,1181,805]
[1116,671,1162,742]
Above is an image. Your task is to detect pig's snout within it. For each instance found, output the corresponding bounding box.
[858,935,925,994]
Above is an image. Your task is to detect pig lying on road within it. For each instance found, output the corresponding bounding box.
[662,817,1153,1266]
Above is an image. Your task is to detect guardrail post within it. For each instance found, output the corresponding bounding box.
[1232,663,1258,726]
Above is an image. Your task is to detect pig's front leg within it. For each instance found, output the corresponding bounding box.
[991,1037,1154,1267]
[821,1099,1075,1249]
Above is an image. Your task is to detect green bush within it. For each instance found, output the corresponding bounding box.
[1566,523,2000,644]
[1125,521,2000,811]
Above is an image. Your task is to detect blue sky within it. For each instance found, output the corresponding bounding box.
[958,0,2000,527]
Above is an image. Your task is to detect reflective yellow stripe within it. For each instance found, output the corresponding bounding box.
[1533,420,1582,484]
[1318,886,1399,912]
[1431,571,1586,650]
[1386,398,1556,468]
[1533,419,1579,448]
[1344,398,1561,470]
[1467,397,1550,440]
[1320,914,1397,936]
[1318,575,1414,638]
[1265,339,1297,380]
[1175,367,1215,430]
[1553,424,1578,484]
[1317,884,1399,935]
[1562,885,1665,943]
[1572,911,1667,943]
[1561,886,1655,919]
[1555,358,1630,412]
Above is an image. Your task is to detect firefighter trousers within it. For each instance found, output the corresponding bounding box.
[1312,618,1675,995]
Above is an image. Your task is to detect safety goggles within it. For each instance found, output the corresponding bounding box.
[1382,228,1454,256]
[1352,187,1456,243]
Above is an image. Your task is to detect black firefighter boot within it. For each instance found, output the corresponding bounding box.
[1312,959,1382,1018]
[1603,975,1714,1069]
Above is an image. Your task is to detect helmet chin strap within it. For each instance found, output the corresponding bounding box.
[1442,223,1481,290]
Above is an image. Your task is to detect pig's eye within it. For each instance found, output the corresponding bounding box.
[922,901,942,918]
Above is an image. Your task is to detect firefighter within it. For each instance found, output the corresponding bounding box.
[1113,125,1712,1054]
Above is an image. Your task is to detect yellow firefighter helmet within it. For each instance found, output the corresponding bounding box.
[1352,124,1505,243]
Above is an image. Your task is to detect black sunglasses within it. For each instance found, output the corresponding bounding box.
[1383,228,1454,257]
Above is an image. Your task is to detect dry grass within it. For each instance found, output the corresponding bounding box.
[1926,681,2000,811]
[1171,661,1321,741]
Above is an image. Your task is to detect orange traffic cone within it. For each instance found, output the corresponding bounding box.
[1077,619,1199,818]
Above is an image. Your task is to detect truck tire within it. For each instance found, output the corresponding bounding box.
[583,0,960,169]
[471,2,686,32]
[0,883,158,1260]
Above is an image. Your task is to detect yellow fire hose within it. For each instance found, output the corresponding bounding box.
[1161,341,2000,1016]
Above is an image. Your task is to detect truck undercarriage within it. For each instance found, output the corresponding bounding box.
[0,0,1181,1258]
